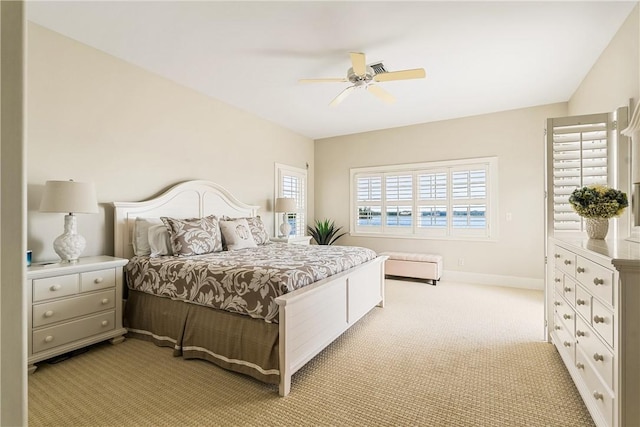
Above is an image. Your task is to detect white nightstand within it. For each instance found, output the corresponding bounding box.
[26,255,128,373]
[271,235,312,245]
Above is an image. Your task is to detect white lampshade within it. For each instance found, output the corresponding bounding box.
[275,197,296,213]
[40,180,98,214]
[39,180,98,262]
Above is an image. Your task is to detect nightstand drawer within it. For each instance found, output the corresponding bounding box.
[33,289,116,328]
[33,274,79,302]
[32,311,116,353]
[81,268,116,292]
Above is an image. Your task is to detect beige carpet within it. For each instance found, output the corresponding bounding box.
[29,280,594,426]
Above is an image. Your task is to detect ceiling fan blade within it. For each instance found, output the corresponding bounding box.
[329,86,356,107]
[367,85,396,104]
[350,52,366,76]
[299,78,348,83]
[373,68,426,82]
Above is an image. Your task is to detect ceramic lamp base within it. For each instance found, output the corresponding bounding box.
[279,213,291,237]
[53,214,86,262]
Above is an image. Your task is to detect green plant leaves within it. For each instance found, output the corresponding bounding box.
[307,219,346,245]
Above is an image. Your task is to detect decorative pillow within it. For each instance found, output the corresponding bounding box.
[219,218,258,250]
[147,224,172,257]
[133,217,163,256]
[160,215,223,256]
[221,215,270,245]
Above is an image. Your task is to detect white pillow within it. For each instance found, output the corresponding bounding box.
[133,217,163,256]
[148,224,172,257]
[219,218,257,250]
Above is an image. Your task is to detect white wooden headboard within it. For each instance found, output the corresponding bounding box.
[112,180,259,259]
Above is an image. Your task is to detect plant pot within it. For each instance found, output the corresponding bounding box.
[585,217,609,239]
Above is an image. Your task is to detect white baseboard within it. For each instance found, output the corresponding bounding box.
[441,270,543,290]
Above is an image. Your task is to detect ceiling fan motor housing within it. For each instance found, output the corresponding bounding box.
[347,66,376,86]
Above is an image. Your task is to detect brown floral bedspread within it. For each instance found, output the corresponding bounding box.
[125,243,377,323]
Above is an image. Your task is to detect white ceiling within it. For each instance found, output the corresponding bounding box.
[27,1,637,139]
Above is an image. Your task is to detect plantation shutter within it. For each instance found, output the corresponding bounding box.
[276,164,307,236]
[546,113,610,232]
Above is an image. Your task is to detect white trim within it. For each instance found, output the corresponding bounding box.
[439,270,543,290]
[182,345,280,376]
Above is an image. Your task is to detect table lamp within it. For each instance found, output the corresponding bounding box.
[39,180,98,262]
[275,197,296,237]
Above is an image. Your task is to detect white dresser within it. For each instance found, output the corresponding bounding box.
[549,237,640,427]
[27,256,128,373]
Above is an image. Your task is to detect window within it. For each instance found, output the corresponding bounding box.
[546,114,610,232]
[351,157,498,240]
[275,163,307,236]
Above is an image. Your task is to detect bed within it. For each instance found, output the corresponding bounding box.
[112,180,386,396]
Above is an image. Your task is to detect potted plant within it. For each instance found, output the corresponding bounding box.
[568,185,628,239]
[307,219,346,245]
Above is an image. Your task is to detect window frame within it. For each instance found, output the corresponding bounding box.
[275,163,307,237]
[350,157,498,241]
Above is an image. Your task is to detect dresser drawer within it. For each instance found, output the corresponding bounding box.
[562,276,577,308]
[33,274,79,302]
[576,347,614,427]
[575,256,614,307]
[553,314,575,364]
[81,268,116,292]
[575,285,592,323]
[554,294,575,333]
[33,289,116,328]
[553,270,564,295]
[576,316,614,391]
[32,311,116,354]
[555,246,577,277]
[592,299,614,348]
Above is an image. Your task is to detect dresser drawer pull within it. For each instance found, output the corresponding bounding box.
[554,278,561,283]
[593,353,604,362]
[44,310,54,318]
[94,277,104,284]
[563,341,571,347]
[554,301,561,306]
[593,315,605,324]
[555,254,561,259]
[44,335,54,343]
[563,314,571,320]
[593,277,604,286]
[50,284,62,291]
[564,260,572,265]
[554,325,561,330]
[101,298,109,305]
[576,299,586,306]
[576,362,584,370]
[593,391,604,401]
[576,330,585,337]
[576,267,585,273]
[563,287,572,292]
[101,320,109,327]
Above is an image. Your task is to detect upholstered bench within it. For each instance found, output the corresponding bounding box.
[380,251,443,285]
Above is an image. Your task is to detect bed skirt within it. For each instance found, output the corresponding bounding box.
[124,290,280,384]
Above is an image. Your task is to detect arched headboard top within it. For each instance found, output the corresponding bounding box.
[112,180,260,259]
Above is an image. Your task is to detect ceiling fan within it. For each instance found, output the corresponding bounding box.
[299,52,426,107]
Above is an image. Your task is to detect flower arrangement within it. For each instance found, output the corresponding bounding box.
[568,185,628,219]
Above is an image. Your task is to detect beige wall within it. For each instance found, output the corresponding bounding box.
[27,23,314,262]
[315,103,567,286]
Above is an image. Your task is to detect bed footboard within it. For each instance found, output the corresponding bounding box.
[276,255,386,396]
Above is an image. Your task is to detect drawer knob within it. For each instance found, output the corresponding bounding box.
[554,278,561,283]
[101,320,109,327]
[564,260,572,265]
[554,325,561,330]
[44,335,54,343]
[101,298,109,305]
[563,314,571,320]
[554,301,561,306]
[555,254,561,259]
[593,353,604,362]
[593,315,605,324]
[593,277,604,286]
[576,267,585,273]
[576,299,585,306]
[563,287,572,292]
[576,330,585,337]
[44,310,54,318]
[576,362,584,370]
[563,341,571,347]
[593,391,604,401]
[94,277,104,284]
[50,284,62,291]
